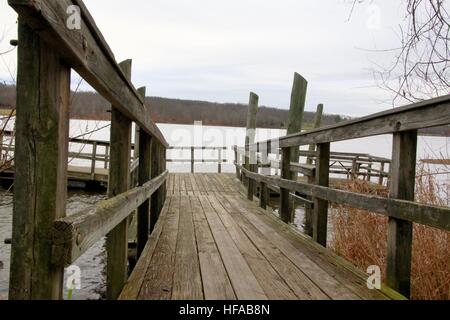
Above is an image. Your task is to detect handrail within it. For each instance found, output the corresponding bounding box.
[9,0,168,147]
[52,170,168,267]
[238,164,450,232]
[247,94,450,149]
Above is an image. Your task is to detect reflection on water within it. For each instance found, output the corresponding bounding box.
[0,190,107,300]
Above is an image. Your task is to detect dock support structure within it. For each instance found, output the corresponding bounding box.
[386,130,417,298]
[9,20,70,300]
[245,92,259,201]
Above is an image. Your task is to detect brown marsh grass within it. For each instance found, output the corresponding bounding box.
[330,163,450,300]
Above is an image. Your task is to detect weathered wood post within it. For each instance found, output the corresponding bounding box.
[9,20,70,300]
[280,146,293,223]
[386,130,417,298]
[306,104,323,165]
[191,146,195,173]
[136,87,151,259]
[313,143,330,247]
[104,145,109,169]
[150,141,162,232]
[379,161,385,185]
[91,141,97,180]
[234,146,240,179]
[305,104,323,236]
[281,72,308,223]
[245,92,258,201]
[106,59,132,300]
[218,148,222,173]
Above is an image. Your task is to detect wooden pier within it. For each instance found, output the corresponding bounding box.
[5,0,450,301]
[119,173,400,300]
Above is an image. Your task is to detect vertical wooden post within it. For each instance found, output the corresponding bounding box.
[280,147,293,223]
[367,157,373,182]
[351,157,359,180]
[9,21,70,300]
[306,104,323,165]
[386,130,417,298]
[259,181,268,209]
[379,161,385,185]
[106,59,132,300]
[305,104,323,236]
[234,146,240,179]
[104,145,109,169]
[284,72,308,223]
[245,92,259,200]
[218,148,222,173]
[91,141,97,180]
[136,87,151,259]
[313,142,330,247]
[150,141,161,233]
[191,146,195,173]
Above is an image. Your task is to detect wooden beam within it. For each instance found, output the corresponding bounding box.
[306,103,323,165]
[386,130,417,298]
[9,20,70,300]
[106,59,132,300]
[313,143,330,247]
[52,170,168,266]
[150,141,161,233]
[8,0,168,147]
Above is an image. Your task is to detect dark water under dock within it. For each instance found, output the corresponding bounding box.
[0,190,107,300]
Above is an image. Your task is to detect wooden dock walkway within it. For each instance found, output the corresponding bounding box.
[119,173,400,300]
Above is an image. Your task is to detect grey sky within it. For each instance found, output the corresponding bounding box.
[0,0,410,116]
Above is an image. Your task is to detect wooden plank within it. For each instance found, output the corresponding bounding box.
[313,143,330,247]
[119,197,172,300]
[226,194,359,300]
[232,192,398,300]
[215,194,330,300]
[106,60,132,300]
[198,195,267,300]
[208,195,297,300]
[139,196,180,299]
[171,196,203,300]
[386,130,417,298]
[8,0,168,147]
[9,20,70,299]
[191,196,236,300]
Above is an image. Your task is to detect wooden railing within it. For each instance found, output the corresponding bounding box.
[8,0,168,300]
[235,94,450,298]
[167,146,227,173]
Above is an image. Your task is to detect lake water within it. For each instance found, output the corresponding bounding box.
[1,120,449,299]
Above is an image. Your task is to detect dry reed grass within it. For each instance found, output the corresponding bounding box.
[330,164,450,300]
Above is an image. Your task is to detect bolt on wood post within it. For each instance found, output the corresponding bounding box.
[386,130,417,298]
[313,142,330,247]
[106,59,132,300]
[9,20,70,300]
[136,87,151,259]
[280,147,293,223]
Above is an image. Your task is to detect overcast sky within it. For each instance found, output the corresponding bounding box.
[0,0,411,116]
